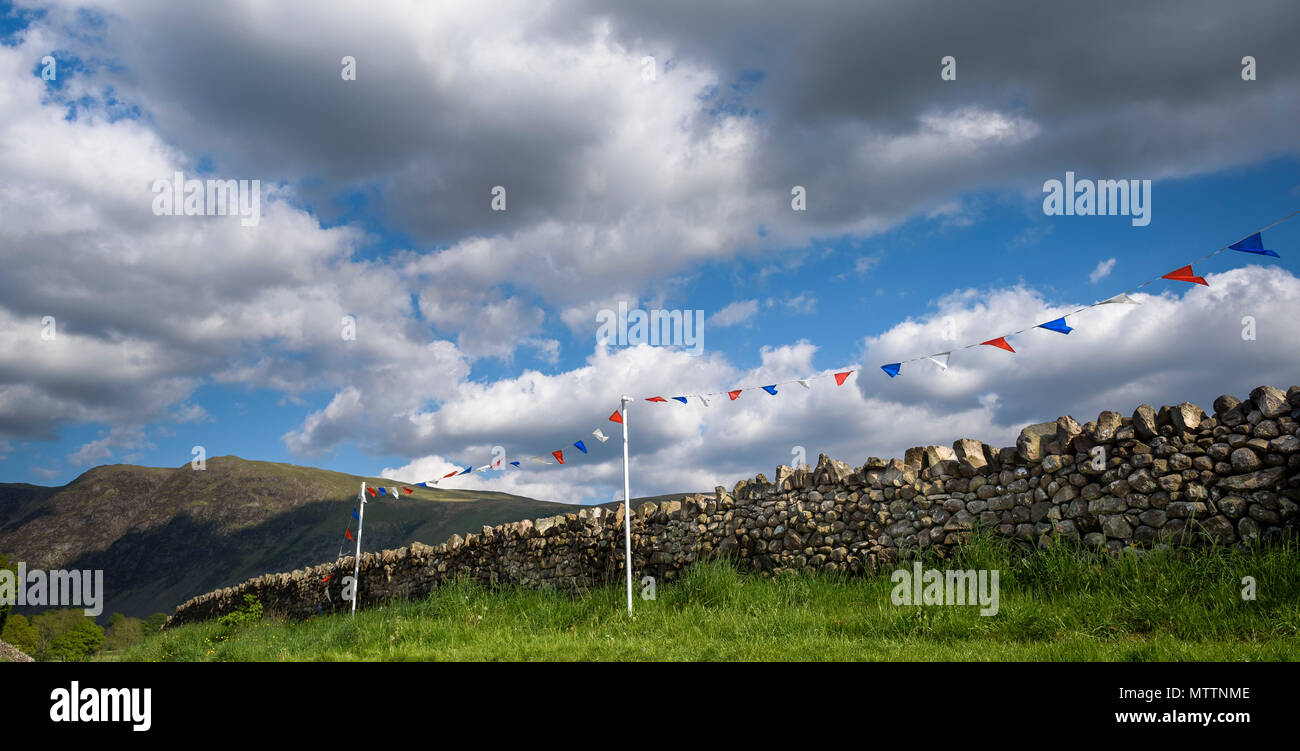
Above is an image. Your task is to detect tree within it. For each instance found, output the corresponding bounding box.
[1,613,40,657]
[104,612,145,651]
[144,613,168,633]
[0,551,15,633]
[43,618,105,662]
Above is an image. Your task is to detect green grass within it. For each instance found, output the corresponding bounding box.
[108,536,1300,661]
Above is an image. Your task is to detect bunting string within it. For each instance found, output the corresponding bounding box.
[392,213,1292,494]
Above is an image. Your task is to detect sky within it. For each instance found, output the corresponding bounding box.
[1,0,1299,503]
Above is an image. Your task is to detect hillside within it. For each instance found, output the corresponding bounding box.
[0,456,580,618]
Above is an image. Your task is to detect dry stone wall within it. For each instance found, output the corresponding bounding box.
[167,384,1300,626]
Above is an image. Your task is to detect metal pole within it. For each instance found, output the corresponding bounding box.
[352,482,365,617]
[621,396,633,615]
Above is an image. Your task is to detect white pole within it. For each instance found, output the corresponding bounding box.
[621,396,633,616]
[352,482,366,617]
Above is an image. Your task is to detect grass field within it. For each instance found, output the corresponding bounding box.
[108,536,1300,661]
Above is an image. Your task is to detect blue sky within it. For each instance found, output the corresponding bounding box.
[2,1,1299,502]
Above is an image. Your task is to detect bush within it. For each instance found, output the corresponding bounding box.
[43,618,105,662]
[1,613,40,656]
[217,595,263,635]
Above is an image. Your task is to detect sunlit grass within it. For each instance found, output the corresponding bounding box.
[110,536,1300,662]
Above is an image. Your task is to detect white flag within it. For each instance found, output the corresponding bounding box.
[928,352,951,371]
[698,395,709,406]
[1101,293,1140,305]
[592,428,610,443]
[798,379,811,389]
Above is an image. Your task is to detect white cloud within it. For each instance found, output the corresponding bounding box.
[706,299,758,328]
[1090,257,1117,283]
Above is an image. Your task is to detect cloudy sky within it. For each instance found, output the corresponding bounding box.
[1,0,1299,502]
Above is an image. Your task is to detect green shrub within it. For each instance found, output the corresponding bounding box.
[1,613,40,656]
[43,618,105,662]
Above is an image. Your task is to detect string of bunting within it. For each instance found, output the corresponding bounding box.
[877,217,1293,378]
[394,213,1294,495]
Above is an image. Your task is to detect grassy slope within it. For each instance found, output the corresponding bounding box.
[111,537,1300,661]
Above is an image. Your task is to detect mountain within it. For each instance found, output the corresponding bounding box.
[0,456,581,619]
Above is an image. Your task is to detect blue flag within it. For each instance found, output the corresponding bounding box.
[672,396,688,404]
[1038,317,1073,334]
[459,466,472,475]
[352,508,360,521]
[1229,232,1279,257]
[762,385,778,395]
[377,487,386,496]
[881,363,901,378]
[574,440,588,454]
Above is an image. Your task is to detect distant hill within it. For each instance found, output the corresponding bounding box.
[0,456,581,619]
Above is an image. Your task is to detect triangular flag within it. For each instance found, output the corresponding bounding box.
[403,487,412,494]
[552,450,565,464]
[574,440,588,454]
[797,379,811,389]
[529,457,550,464]
[1101,293,1140,305]
[458,466,473,475]
[728,390,742,400]
[881,363,901,378]
[928,352,951,370]
[981,337,1015,352]
[672,396,688,404]
[1229,232,1279,257]
[509,461,520,467]
[441,471,458,479]
[377,487,387,496]
[352,508,360,521]
[761,385,778,395]
[834,371,852,386]
[367,487,376,497]
[389,487,400,496]
[1038,317,1073,334]
[646,396,667,402]
[698,395,710,406]
[345,528,354,542]
[475,466,491,473]
[592,428,610,443]
[609,410,623,424]
[1162,265,1208,286]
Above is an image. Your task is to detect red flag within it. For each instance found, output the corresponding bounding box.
[552,450,565,464]
[728,389,742,400]
[1162,265,1208,286]
[441,470,458,479]
[367,487,376,497]
[609,409,623,424]
[403,487,412,494]
[345,528,354,541]
[982,337,1015,353]
[834,371,852,386]
[322,574,332,583]
[646,396,667,402]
